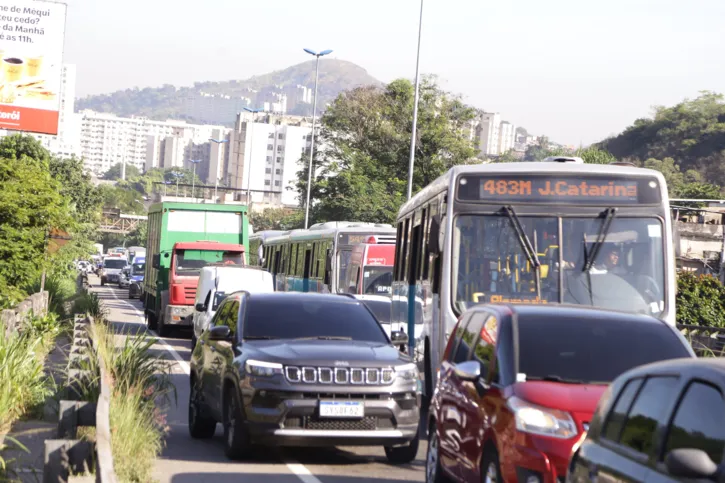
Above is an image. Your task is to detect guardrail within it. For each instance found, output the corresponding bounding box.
[678,324,725,356]
[43,314,117,483]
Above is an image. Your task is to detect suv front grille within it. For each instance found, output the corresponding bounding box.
[285,366,395,385]
[283,416,393,431]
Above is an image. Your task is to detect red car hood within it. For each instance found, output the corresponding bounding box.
[513,381,608,413]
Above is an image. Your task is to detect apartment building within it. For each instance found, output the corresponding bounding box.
[78,110,231,177]
[498,121,517,154]
[477,112,501,156]
[227,112,313,207]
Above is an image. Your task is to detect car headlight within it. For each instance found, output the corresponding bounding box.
[395,363,419,381]
[245,359,283,377]
[507,396,577,439]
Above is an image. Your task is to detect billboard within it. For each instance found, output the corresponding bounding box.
[0,0,66,135]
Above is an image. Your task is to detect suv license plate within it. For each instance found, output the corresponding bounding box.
[319,401,364,418]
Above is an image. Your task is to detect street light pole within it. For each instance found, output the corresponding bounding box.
[303,48,333,230]
[242,107,264,205]
[406,0,424,201]
[190,159,201,199]
[209,137,229,202]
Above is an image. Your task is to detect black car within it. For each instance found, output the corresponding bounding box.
[565,357,725,483]
[188,292,421,462]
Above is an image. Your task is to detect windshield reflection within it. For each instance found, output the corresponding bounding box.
[452,215,665,317]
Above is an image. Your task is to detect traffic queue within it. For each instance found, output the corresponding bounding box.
[97,160,718,482]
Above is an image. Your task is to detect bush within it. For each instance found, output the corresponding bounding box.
[676,272,725,327]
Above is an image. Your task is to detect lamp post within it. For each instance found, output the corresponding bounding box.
[189,159,201,199]
[209,137,229,202]
[302,48,332,229]
[171,172,182,197]
[242,107,264,205]
[406,0,424,201]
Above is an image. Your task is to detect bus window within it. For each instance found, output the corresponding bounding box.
[337,249,352,293]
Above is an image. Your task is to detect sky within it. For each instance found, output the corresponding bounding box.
[62,0,725,146]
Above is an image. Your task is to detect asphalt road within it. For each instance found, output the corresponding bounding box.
[90,277,427,483]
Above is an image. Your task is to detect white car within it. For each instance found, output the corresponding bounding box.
[191,266,274,350]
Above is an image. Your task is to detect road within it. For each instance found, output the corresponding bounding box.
[90,277,427,483]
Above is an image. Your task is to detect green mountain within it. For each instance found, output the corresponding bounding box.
[76,59,383,125]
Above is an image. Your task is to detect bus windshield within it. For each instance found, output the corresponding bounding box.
[452,215,665,317]
[174,249,244,275]
[362,266,393,295]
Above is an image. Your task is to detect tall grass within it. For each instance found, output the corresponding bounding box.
[73,292,108,322]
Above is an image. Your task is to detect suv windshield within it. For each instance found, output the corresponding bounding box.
[359,299,391,324]
[103,259,126,269]
[131,263,145,275]
[175,249,244,275]
[516,314,691,384]
[243,298,389,343]
[452,215,665,317]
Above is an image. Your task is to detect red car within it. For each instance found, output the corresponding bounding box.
[425,304,694,483]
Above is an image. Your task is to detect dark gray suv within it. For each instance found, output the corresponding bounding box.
[188,291,421,463]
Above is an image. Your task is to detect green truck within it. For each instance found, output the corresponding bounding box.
[143,202,250,336]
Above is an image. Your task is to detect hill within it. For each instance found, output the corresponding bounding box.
[597,91,725,184]
[76,59,383,125]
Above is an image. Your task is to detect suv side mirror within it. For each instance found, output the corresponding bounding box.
[453,360,481,381]
[665,448,719,479]
[390,330,408,346]
[195,303,206,312]
[152,254,161,269]
[209,325,231,340]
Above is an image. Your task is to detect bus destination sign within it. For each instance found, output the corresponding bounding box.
[457,174,661,205]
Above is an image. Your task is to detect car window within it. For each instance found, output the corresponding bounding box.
[617,376,679,456]
[516,315,691,384]
[211,300,231,327]
[453,314,483,364]
[602,378,645,441]
[472,315,496,380]
[224,300,240,335]
[243,298,389,343]
[449,316,469,363]
[663,381,725,464]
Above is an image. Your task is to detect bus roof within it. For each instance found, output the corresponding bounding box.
[397,161,668,218]
[173,241,246,252]
[264,222,396,244]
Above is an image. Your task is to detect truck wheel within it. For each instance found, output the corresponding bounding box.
[100,278,105,286]
[146,311,158,331]
[158,316,170,337]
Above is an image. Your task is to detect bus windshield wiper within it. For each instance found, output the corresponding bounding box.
[583,207,617,272]
[503,206,541,299]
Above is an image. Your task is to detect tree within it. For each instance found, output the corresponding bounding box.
[97,184,146,215]
[575,146,617,164]
[103,162,141,181]
[250,208,303,231]
[0,135,72,307]
[50,155,102,224]
[296,76,478,224]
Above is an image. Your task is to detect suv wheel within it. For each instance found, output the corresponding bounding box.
[223,386,250,460]
[188,378,215,439]
[384,428,419,464]
[425,426,449,482]
[481,448,501,483]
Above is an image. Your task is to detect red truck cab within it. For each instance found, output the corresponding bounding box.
[343,237,395,295]
[161,241,245,334]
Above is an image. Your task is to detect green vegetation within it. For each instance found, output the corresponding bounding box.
[76,59,383,122]
[250,207,304,231]
[676,272,725,328]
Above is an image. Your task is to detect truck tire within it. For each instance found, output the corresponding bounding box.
[146,311,158,331]
[158,316,170,337]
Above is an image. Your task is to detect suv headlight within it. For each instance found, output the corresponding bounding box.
[245,359,283,377]
[395,363,419,381]
[507,396,577,439]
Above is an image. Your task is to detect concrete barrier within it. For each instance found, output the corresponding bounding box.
[0,291,49,335]
[44,315,117,483]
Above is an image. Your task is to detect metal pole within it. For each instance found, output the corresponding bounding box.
[246,114,256,205]
[406,0,424,201]
[192,164,197,199]
[176,177,179,197]
[304,56,321,229]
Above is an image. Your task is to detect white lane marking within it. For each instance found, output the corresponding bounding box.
[285,463,324,483]
[108,286,190,375]
[106,283,321,483]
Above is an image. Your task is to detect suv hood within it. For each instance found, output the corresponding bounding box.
[249,340,410,367]
[513,381,608,413]
[104,268,121,274]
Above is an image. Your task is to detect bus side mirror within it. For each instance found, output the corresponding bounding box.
[152,254,161,269]
[428,216,441,255]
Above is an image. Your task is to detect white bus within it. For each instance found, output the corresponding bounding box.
[261,222,396,294]
[392,160,674,398]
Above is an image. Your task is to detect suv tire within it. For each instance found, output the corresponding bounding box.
[223,386,250,460]
[188,377,215,439]
[384,427,419,464]
[481,447,502,483]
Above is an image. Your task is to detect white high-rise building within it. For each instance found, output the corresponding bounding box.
[498,121,516,154]
[79,110,230,177]
[227,112,312,207]
[477,112,501,156]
